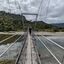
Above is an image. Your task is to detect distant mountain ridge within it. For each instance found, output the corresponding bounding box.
[0,11,60,32]
[51,23,64,28]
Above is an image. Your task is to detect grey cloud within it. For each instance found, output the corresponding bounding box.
[0,0,64,23]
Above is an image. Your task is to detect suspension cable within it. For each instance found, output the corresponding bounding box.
[38,0,44,15]
[45,0,50,20]
[15,0,22,14]
[6,0,11,13]
[34,0,44,30]
[37,0,51,21]
[14,0,25,30]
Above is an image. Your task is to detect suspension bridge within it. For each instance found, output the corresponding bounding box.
[0,30,64,64]
[0,0,64,64]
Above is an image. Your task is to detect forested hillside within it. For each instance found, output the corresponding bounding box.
[0,11,62,32]
[0,11,26,31]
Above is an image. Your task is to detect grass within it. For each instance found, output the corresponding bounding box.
[0,35,20,45]
[0,34,11,41]
[0,59,15,64]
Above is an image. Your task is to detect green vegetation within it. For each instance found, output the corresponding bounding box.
[0,35,20,45]
[25,21,60,32]
[0,59,15,64]
[0,11,26,31]
[0,11,64,32]
[0,34,11,41]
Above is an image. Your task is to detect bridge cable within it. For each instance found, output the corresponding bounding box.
[6,0,11,13]
[45,0,50,20]
[15,0,25,30]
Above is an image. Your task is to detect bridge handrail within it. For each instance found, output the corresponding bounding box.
[0,35,16,44]
[0,33,26,58]
[32,32,42,64]
[15,32,28,64]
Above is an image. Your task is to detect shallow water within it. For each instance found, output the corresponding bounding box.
[33,37,59,64]
[0,44,10,54]
[47,36,64,47]
[0,42,23,60]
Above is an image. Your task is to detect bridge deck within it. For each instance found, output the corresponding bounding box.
[0,32,64,64]
[26,33,31,64]
[26,33,37,64]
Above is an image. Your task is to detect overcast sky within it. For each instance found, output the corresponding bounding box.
[0,0,64,23]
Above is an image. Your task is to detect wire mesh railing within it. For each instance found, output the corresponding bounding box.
[15,32,28,64]
[0,32,27,64]
[32,32,42,64]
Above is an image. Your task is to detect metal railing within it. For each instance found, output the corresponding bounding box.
[31,32,42,64]
[15,32,28,64]
[0,32,27,64]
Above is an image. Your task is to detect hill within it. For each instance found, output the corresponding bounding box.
[0,11,59,32]
[31,21,54,31]
[0,11,26,31]
[51,23,64,28]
